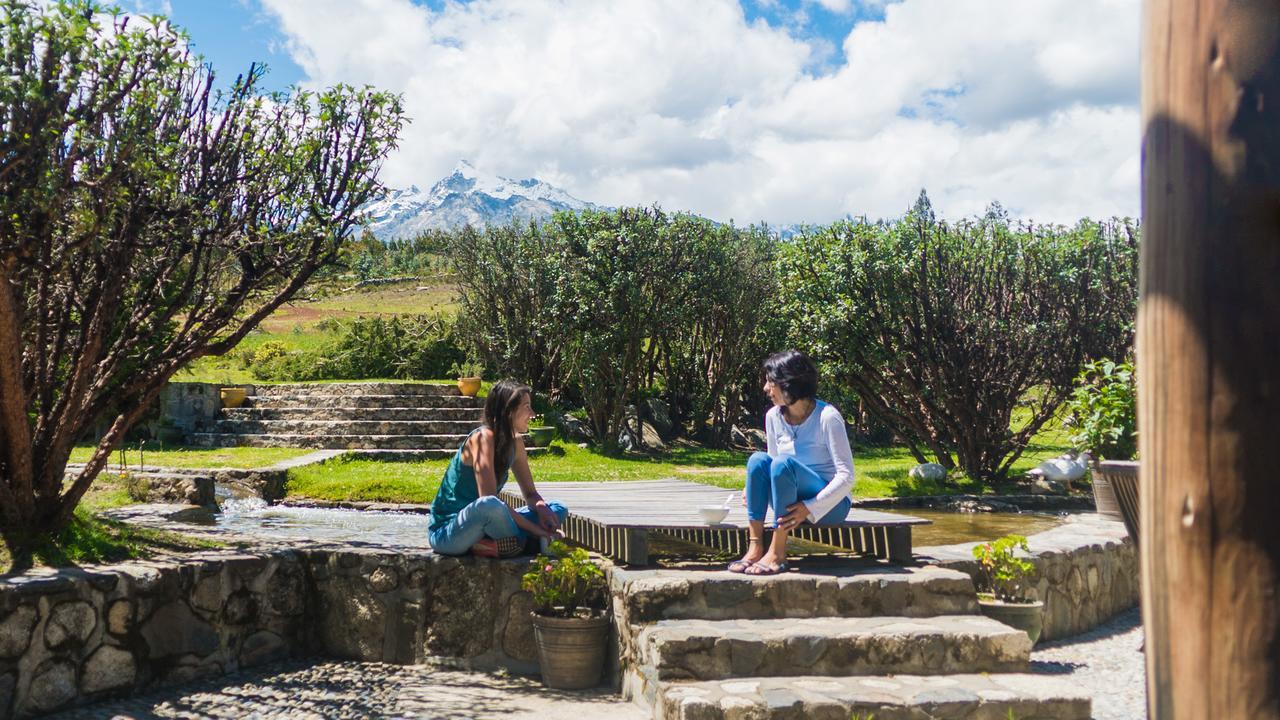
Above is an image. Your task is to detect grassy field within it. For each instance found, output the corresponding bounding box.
[0,506,221,574]
[175,278,458,384]
[284,434,1073,504]
[69,445,315,469]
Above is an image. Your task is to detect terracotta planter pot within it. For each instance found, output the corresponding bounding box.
[528,426,556,447]
[530,611,610,689]
[1093,460,1139,544]
[220,387,247,409]
[457,377,481,397]
[977,595,1044,645]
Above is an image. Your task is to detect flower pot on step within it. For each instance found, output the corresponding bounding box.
[977,595,1044,645]
[457,377,481,397]
[530,611,610,689]
[1093,460,1139,543]
[220,387,247,409]
[528,426,556,447]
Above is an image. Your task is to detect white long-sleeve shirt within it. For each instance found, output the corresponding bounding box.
[764,400,855,522]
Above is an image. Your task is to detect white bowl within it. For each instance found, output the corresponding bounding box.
[698,506,729,525]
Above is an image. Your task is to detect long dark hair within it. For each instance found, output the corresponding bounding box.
[763,349,819,404]
[483,379,532,471]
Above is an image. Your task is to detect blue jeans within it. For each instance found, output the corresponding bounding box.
[428,495,568,556]
[745,452,851,527]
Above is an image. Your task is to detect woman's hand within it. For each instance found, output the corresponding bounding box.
[533,500,561,533]
[513,511,554,539]
[776,502,810,531]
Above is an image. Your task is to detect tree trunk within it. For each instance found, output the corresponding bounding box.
[1141,2,1280,717]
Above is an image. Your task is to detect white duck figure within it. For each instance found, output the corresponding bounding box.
[1029,451,1092,491]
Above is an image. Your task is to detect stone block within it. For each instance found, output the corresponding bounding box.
[240,630,287,666]
[81,645,137,694]
[44,601,97,650]
[368,566,400,593]
[223,591,257,625]
[28,660,76,713]
[313,575,385,660]
[501,592,537,662]
[106,600,133,636]
[0,605,38,659]
[141,602,220,658]
[0,672,13,720]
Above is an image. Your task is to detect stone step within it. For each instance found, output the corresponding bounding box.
[246,394,484,410]
[634,615,1030,683]
[221,407,485,422]
[653,673,1091,720]
[612,564,977,624]
[215,419,478,436]
[252,382,462,397]
[190,432,473,450]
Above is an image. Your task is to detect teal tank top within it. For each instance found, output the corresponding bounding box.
[429,427,514,532]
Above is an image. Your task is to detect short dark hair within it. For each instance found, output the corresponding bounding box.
[763,350,818,403]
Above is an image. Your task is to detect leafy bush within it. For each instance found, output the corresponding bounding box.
[973,534,1036,603]
[521,540,606,617]
[1064,359,1136,461]
[249,315,465,381]
[778,194,1138,483]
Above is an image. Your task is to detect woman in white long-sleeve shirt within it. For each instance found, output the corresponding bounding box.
[729,350,855,575]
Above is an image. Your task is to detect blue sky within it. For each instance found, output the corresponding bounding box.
[137,0,1140,226]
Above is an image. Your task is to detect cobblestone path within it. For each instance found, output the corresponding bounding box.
[1032,606,1147,720]
[48,661,645,720]
[53,609,1147,720]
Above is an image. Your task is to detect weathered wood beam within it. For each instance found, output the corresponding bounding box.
[1141,1,1280,717]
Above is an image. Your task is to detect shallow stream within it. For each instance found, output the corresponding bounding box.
[202,497,1067,552]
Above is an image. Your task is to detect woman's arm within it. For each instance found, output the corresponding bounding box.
[765,409,779,457]
[799,407,856,522]
[467,430,554,537]
[509,435,561,532]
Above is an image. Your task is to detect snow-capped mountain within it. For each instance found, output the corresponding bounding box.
[361,160,604,239]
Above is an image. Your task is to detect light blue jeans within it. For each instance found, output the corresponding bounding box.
[428,495,568,556]
[746,451,851,527]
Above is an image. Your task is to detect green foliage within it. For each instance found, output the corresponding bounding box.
[973,534,1036,602]
[0,0,403,561]
[446,208,779,452]
[777,194,1138,483]
[250,315,465,381]
[521,540,606,617]
[1064,359,1137,461]
[449,356,484,379]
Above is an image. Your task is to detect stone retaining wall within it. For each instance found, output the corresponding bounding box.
[0,548,537,719]
[921,514,1138,642]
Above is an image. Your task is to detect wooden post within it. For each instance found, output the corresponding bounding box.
[1141,1,1280,717]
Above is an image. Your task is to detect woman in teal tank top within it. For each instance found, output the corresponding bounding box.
[428,380,567,557]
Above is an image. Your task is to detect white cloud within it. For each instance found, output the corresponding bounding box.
[259,0,1140,225]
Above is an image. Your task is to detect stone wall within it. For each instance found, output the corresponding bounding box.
[0,548,536,719]
[921,514,1138,642]
[156,383,228,437]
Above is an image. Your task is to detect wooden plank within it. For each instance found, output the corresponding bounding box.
[1142,1,1280,717]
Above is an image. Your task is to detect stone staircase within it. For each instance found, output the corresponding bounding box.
[191,382,486,453]
[610,562,1091,719]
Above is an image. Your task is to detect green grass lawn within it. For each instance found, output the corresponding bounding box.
[285,435,1073,505]
[69,445,315,469]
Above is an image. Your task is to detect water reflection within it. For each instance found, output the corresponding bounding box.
[212,497,432,548]
[884,508,1068,547]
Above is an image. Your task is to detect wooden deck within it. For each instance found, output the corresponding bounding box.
[498,479,929,565]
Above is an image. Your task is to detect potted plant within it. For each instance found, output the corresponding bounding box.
[220,386,247,408]
[1064,359,1138,541]
[527,414,556,447]
[450,357,483,397]
[521,540,610,689]
[973,533,1043,644]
